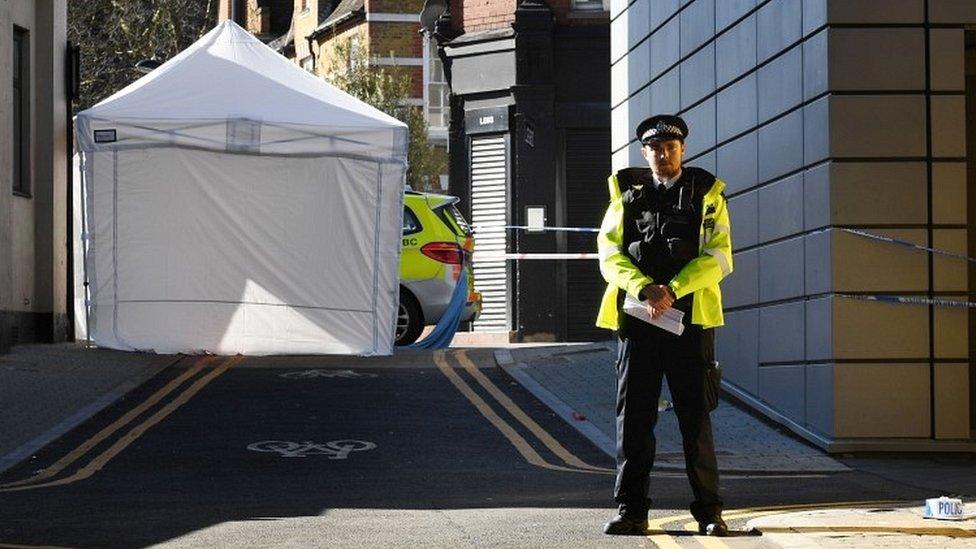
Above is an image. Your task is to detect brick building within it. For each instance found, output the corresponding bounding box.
[434,0,611,342]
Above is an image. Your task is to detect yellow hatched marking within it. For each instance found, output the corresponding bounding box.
[433,351,607,475]
[0,355,204,489]
[456,350,613,473]
[0,356,242,492]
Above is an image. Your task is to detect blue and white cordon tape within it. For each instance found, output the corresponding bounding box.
[471,224,976,308]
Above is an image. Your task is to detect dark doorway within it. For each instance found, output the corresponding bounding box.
[561,128,611,341]
[965,31,976,437]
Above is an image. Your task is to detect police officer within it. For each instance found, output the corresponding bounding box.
[596,114,733,536]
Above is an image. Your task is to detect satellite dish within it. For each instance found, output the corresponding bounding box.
[420,0,448,35]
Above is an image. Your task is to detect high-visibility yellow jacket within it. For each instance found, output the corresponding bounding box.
[595,168,733,330]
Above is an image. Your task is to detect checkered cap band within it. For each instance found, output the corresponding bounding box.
[641,121,685,142]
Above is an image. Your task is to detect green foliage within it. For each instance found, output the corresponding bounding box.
[325,41,448,191]
[68,0,217,112]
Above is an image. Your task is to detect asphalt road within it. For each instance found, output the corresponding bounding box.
[0,349,942,548]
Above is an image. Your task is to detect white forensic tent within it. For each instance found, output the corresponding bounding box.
[73,21,407,356]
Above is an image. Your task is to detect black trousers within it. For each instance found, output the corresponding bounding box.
[613,318,722,522]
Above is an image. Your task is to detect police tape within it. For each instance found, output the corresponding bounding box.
[471,225,600,233]
[467,227,976,267]
[840,228,976,263]
[473,252,599,260]
[837,293,976,309]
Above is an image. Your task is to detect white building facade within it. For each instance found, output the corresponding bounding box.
[1,0,70,352]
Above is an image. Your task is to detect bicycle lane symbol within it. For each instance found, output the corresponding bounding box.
[247,440,377,459]
[278,369,378,379]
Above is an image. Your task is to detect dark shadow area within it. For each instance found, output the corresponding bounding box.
[0,350,951,547]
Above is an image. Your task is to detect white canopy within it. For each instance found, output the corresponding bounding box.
[74,21,408,356]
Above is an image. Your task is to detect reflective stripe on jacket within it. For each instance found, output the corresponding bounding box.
[595,171,733,330]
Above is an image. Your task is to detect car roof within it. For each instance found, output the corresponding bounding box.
[404,190,459,210]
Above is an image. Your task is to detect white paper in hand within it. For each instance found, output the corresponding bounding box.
[623,293,685,336]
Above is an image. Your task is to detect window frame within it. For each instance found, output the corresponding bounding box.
[12,25,31,198]
[423,36,449,135]
[571,0,606,11]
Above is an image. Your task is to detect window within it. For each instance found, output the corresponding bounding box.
[425,37,449,130]
[403,206,422,235]
[348,35,362,69]
[571,0,605,11]
[12,26,30,197]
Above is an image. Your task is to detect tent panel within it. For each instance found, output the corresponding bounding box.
[76,116,407,160]
[108,301,378,356]
[82,147,401,355]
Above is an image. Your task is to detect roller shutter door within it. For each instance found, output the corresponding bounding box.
[470,135,511,331]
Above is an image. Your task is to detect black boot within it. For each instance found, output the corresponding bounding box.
[603,514,649,535]
[697,516,728,537]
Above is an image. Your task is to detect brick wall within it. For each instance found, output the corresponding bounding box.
[458,0,516,32]
[314,25,366,76]
[448,0,606,33]
[313,25,423,100]
[218,0,232,21]
[368,21,422,58]
[367,0,424,13]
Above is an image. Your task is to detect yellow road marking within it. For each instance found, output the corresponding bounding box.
[728,499,906,516]
[682,520,728,549]
[433,350,609,475]
[0,355,211,489]
[758,525,976,537]
[644,500,909,547]
[456,350,613,473]
[0,355,242,492]
[646,512,690,549]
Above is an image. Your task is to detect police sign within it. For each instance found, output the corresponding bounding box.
[923,496,965,520]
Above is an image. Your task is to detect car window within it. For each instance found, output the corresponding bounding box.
[403,206,422,236]
[434,204,471,237]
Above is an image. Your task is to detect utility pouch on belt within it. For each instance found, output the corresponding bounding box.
[704,360,721,411]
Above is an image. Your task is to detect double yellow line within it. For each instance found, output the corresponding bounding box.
[434,349,613,475]
[646,499,909,548]
[0,355,242,493]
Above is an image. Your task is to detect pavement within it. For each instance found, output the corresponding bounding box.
[0,342,178,474]
[495,340,849,474]
[1,339,975,548]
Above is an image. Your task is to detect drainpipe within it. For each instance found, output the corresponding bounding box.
[306,35,317,71]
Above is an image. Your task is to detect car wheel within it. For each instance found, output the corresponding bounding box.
[395,289,424,346]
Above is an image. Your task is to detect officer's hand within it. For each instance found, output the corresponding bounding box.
[641,285,674,318]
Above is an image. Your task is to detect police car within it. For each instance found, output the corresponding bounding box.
[398,191,482,345]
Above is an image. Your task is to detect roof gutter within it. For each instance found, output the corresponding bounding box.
[307,7,366,41]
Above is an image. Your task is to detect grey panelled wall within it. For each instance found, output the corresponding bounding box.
[610,0,975,451]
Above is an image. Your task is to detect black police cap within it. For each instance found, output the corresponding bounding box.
[635,114,688,144]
